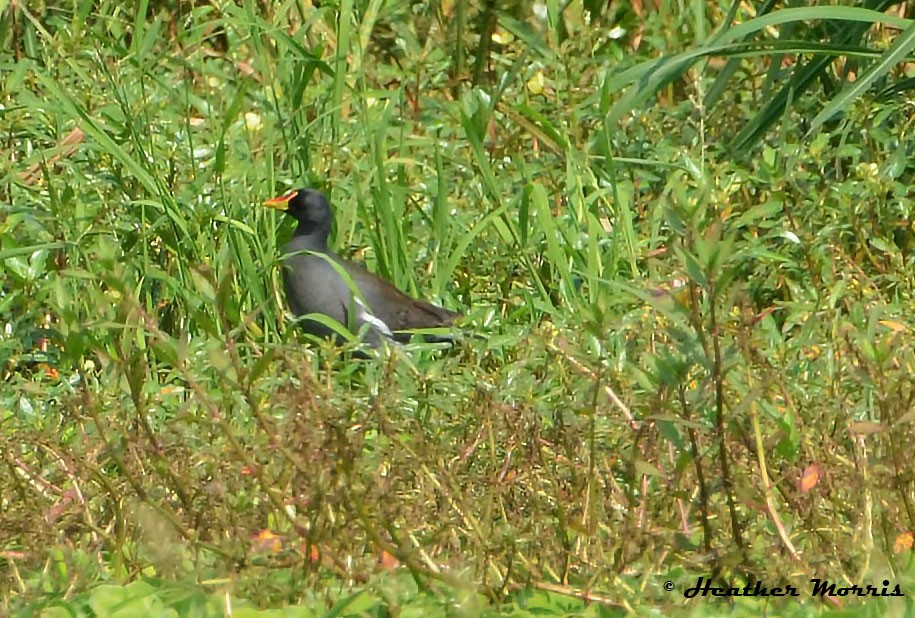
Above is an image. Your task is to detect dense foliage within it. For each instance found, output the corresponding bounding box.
[2,1,915,616]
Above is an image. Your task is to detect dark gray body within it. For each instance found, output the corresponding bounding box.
[281,234,460,347]
[264,188,461,348]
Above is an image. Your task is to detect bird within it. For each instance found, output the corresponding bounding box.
[263,188,462,349]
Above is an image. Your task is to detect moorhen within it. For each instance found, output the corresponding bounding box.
[263,188,461,348]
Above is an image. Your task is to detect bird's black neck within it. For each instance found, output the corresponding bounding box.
[292,223,331,252]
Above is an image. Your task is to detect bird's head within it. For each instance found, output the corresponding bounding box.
[263,188,333,232]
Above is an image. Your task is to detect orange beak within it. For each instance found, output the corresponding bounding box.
[263,190,298,210]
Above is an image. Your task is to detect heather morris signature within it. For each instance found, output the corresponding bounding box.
[683,576,904,599]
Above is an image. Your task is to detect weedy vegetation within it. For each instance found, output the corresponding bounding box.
[2,1,915,616]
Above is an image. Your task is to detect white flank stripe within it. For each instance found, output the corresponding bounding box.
[354,297,393,338]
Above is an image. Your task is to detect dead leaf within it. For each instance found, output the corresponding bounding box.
[20,127,84,185]
[252,529,282,554]
[378,550,399,571]
[894,531,913,553]
[879,319,908,333]
[798,463,821,493]
[848,421,883,436]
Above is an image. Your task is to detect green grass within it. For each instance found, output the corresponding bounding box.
[3,1,915,616]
